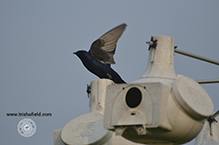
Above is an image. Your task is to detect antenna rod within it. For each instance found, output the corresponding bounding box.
[174,49,219,66]
[197,79,219,84]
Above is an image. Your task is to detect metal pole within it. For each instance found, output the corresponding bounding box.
[174,49,219,66]
[197,79,219,84]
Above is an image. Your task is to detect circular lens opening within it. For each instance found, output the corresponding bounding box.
[125,87,142,108]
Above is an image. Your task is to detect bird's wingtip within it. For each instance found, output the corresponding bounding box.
[121,23,127,27]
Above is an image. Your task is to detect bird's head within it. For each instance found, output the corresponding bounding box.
[74,50,84,56]
[73,50,90,59]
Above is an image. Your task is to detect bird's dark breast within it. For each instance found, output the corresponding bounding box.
[79,52,125,83]
[86,61,125,83]
[83,57,110,78]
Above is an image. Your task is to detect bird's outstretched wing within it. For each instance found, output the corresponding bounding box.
[89,23,127,65]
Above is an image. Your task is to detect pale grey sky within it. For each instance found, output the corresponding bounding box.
[1,1,219,145]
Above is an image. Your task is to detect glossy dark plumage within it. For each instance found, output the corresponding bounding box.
[74,50,126,83]
[74,24,127,83]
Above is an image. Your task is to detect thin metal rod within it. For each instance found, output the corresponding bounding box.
[175,49,219,66]
[212,110,219,119]
[197,79,219,84]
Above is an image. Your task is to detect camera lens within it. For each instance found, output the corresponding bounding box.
[125,87,142,108]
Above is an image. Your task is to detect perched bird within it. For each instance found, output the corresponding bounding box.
[74,23,127,84]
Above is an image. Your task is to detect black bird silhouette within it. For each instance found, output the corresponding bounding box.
[74,23,127,84]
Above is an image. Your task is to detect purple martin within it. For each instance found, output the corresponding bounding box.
[74,24,127,84]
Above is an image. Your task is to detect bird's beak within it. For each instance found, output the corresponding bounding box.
[73,52,76,54]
